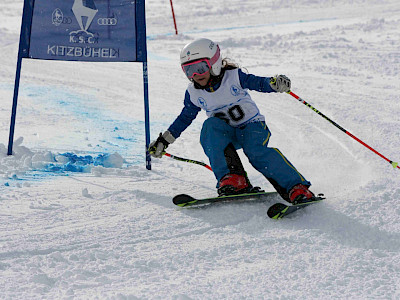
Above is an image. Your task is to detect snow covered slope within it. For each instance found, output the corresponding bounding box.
[0,0,399,299]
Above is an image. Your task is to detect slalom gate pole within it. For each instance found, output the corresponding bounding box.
[288,90,399,170]
[169,0,178,35]
[164,152,212,171]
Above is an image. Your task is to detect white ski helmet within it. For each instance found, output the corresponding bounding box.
[180,38,222,76]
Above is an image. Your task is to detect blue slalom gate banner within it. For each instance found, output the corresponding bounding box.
[9,0,152,169]
[30,0,137,61]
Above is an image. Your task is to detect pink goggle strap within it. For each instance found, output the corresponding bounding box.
[182,58,211,68]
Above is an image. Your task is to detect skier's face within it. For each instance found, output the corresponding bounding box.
[193,71,210,86]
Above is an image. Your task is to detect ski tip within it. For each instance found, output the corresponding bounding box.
[172,194,196,206]
[267,203,288,219]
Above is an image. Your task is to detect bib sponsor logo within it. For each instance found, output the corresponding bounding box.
[198,97,207,109]
[230,85,241,96]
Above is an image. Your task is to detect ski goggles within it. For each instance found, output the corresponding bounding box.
[181,46,220,79]
[181,59,211,79]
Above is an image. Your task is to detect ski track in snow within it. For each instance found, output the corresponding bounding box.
[0,0,400,299]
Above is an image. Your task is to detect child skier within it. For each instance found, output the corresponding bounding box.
[149,38,315,203]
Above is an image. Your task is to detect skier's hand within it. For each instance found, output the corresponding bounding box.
[148,131,176,158]
[270,75,291,93]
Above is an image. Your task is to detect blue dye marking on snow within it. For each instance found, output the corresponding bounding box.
[19,85,156,165]
[2,152,127,187]
[147,52,169,61]
[116,136,136,141]
[1,83,172,185]
[44,152,123,173]
[0,83,13,90]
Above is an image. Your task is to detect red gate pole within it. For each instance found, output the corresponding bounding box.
[169,0,178,35]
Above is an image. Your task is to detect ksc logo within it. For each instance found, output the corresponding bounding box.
[69,0,99,44]
[72,0,98,33]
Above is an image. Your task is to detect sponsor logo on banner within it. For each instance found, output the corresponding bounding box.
[52,9,73,26]
[98,17,118,26]
[52,8,63,26]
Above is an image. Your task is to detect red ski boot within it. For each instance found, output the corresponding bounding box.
[217,173,250,196]
[289,184,315,204]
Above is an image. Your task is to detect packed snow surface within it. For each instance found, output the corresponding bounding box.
[0,0,399,299]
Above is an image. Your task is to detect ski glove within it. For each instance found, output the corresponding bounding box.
[269,75,291,93]
[148,130,176,158]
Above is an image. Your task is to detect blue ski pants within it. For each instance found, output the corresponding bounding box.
[200,117,311,193]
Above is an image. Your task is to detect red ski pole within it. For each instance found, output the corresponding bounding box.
[288,91,399,170]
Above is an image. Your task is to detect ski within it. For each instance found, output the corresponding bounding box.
[173,191,279,207]
[267,195,325,219]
